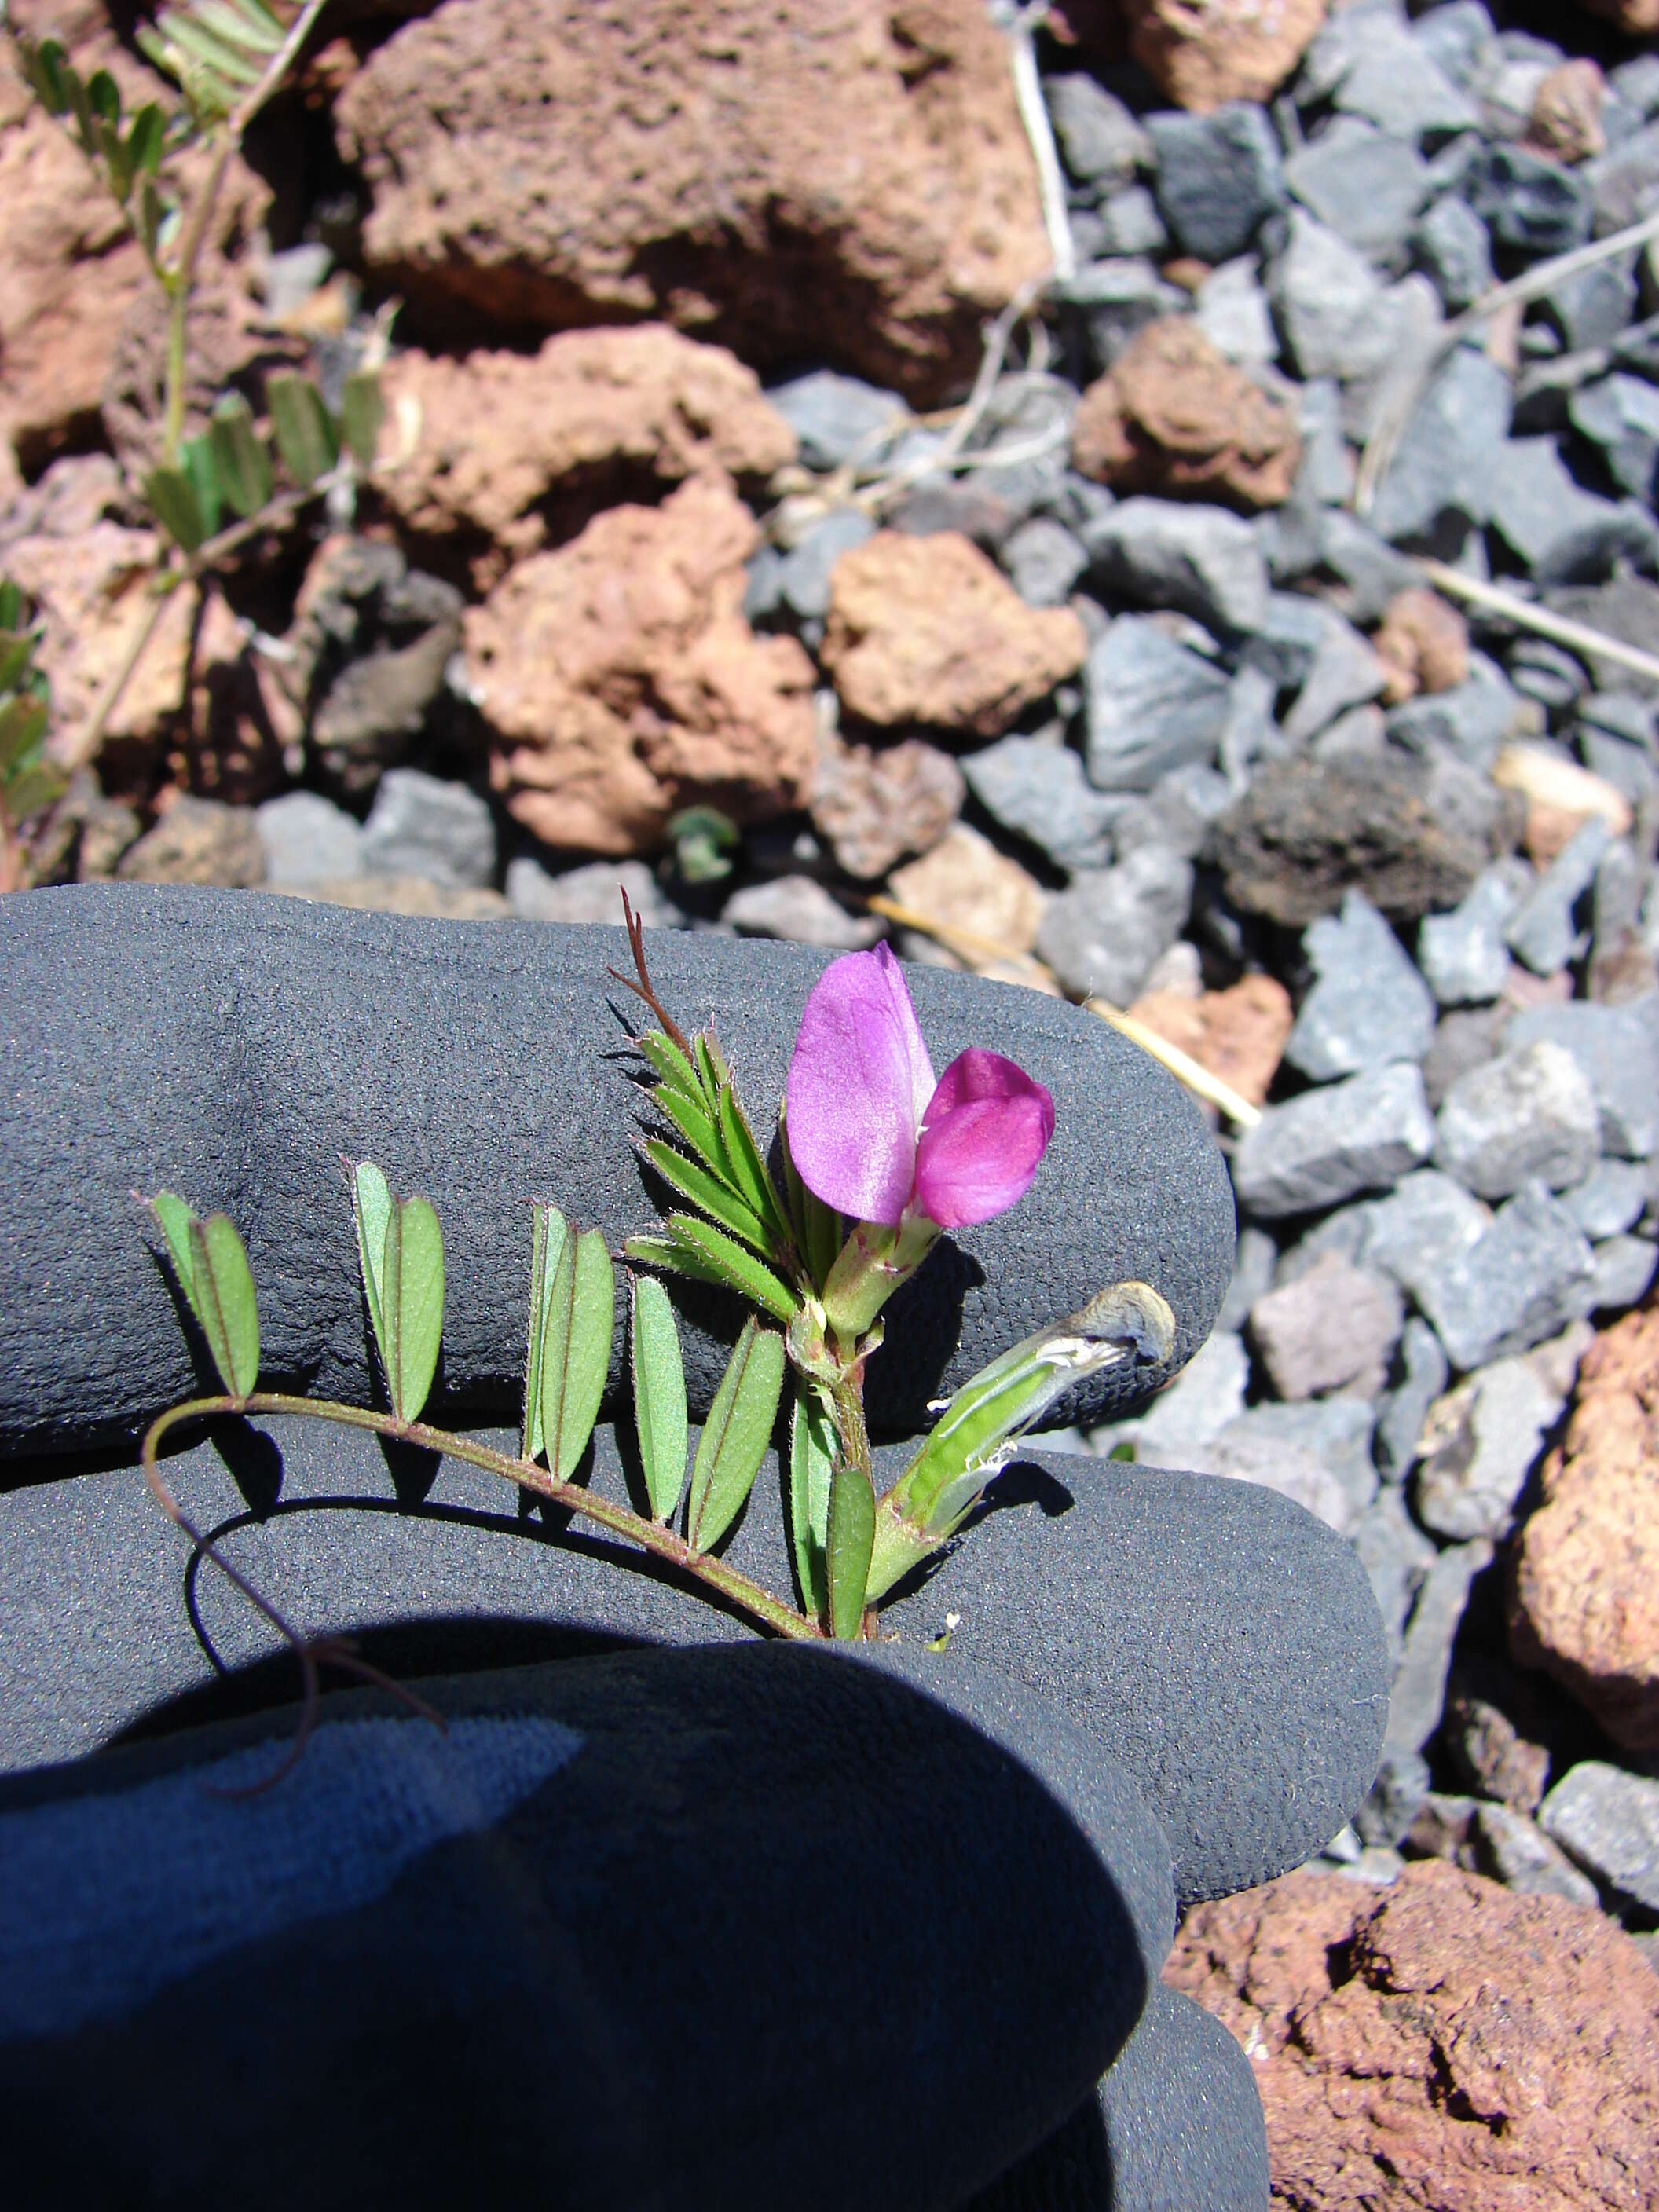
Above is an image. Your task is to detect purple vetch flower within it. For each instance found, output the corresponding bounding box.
[786,943,1055,1229]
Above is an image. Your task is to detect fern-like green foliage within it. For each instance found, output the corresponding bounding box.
[0,584,63,843]
[141,369,383,555]
[136,0,289,124]
[13,35,176,263]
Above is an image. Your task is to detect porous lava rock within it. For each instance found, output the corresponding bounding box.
[1,496,251,760]
[1510,1296,1659,1755]
[0,17,162,477]
[379,327,797,562]
[1124,973,1293,1110]
[333,0,1049,405]
[821,531,1087,739]
[810,730,964,881]
[1071,318,1301,511]
[465,475,815,856]
[1213,751,1520,928]
[1373,588,1470,706]
[1116,0,1328,115]
[1166,1861,1659,2211]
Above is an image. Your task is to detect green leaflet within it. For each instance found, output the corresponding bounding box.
[267,372,339,488]
[350,1163,445,1423]
[687,1319,784,1555]
[788,1390,835,1621]
[352,1161,392,1372]
[521,1201,569,1462]
[537,1226,614,1481]
[147,1193,259,1401]
[778,1098,842,1292]
[209,396,273,519]
[826,1459,875,1643]
[379,1195,444,1425]
[339,370,383,470]
[631,1274,689,1523]
[181,432,222,540]
[639,1137,771,1254]
[143,464,207,553]
[661,1215,797,1326]
[635,1029,700,1100]
[714,1083,787,1246]
[647,1079,723,1179]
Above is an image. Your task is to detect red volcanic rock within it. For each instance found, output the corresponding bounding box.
[335,0,1049,405]
[1166,1861,1659,2210]
[1510,1296,1659,1755]
[465,475,816,858]
[821,531,1086,740]
[379,327,797,562]
[1072,318,1301,511]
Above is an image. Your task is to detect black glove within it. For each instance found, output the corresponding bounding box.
[0,886,1387,2208]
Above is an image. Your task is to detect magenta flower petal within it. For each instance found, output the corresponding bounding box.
[913,1049,1056,1229]
[786,944,938,1225]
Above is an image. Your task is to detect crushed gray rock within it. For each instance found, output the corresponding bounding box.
[961,734,1121,872]
[1285,117,1430,270]
[1413,1348,1570,1543]
[999,517,1089,610]
[1146,104,1285,266]
[1285,890,1436,1081]
[1368,349,1514,551]
[1415,1182,1596,1371]
[1384,1536,1494,1756]
[506,855,680,928]
[1540,1762,1659,1916]
[1508,998,1659,1158]
[1375,1314,1451,1481]
[1504,816,1610,974]
[1082,617,1233,793]
[1035,847,1194,1005]
[1193,1397,1379,1533]
[361,769,496,889]
[766,370,909,471]
[1350,1485,1438,1671]
[256,791,366,888]
[1281,607,1386,748]
[1082,500,1269,636]
[723,876,881,949]
[1590,1232,1658,1312]
[1416,862,1529,1006]
[1232,1062,1435,1220]
[1433,1038,1602,1200]
[1562,1158,1650,1240]
[1490,438,1659,586]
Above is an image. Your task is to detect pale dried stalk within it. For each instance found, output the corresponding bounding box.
[1417,559,1659,692]
[1354,207,1659,515]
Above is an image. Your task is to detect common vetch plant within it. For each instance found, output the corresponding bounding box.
[139,897,1174,1753]
[3,1,383,784]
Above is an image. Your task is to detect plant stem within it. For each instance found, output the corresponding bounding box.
[141,1391,820,1643]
